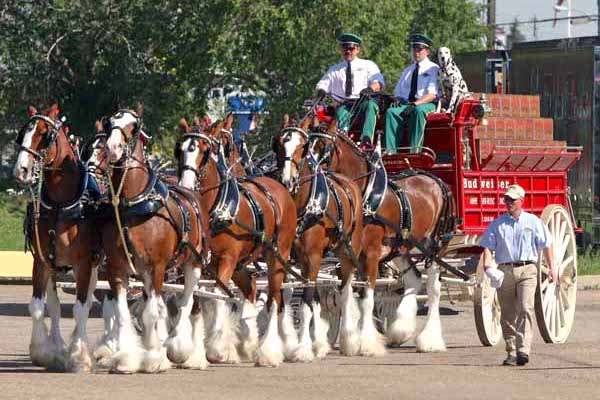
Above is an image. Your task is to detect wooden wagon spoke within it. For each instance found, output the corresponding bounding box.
[557,234,571,265]
[559,286,571,311]
[540,277,550,292]
[557,220,566,251]
[557,293,566,329]
[558,255,574,277]
[543,282,555,316]
[548,294,556,333]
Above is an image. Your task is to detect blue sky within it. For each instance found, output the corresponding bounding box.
[487,0,597,41]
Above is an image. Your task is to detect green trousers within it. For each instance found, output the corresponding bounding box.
[335,98,379,140]
[384,102,436,154]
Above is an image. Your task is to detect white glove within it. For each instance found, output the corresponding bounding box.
[485,268,505,289]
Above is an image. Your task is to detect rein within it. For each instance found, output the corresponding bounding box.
[17,114,64,269]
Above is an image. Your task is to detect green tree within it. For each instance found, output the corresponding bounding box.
[0,0,487,158]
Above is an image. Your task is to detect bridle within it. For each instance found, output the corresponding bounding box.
[179,130,215,187]
[86,132,108,176]
[16,115,61,166]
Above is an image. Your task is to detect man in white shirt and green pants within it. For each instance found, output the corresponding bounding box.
[385,34,439,154]
[316,33,384,147]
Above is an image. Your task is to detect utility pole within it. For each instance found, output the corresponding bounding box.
[488,0,496,49]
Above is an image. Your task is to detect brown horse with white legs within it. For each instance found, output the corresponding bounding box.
[91,106,210,373]
[310,122,455,354]
[13,104,102,372]
[177,118,298,367]
[272,117,364,360]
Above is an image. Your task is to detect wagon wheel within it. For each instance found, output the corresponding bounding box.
[535,204,577,343]
[473,260,502,346]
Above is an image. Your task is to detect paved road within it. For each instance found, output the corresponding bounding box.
[0,285,598,400]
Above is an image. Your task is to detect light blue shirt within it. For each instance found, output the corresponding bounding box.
[480,211,552,264]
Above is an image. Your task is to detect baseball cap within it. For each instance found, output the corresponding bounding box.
[504,184,525,200]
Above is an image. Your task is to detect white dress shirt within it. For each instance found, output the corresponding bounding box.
[393,57,439,101]
[316,57,385,101]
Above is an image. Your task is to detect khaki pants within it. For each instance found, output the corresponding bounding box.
[497,263,537,355]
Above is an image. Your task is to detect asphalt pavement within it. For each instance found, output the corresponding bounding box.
[0,285,598,400]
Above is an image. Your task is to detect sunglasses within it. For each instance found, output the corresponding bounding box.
[503,196,521,203]
[412,45,427,51]
[341,44,357,51]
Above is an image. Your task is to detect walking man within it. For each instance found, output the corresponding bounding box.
[316,33,384,146]
[384,34,439,154]
[480,184,556,366]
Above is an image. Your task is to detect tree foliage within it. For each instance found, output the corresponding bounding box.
[0,0,486,156]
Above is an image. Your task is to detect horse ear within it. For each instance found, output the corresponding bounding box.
[179,117,190,133]
[135,101,144,118]
[192,115,200,127]
[95,120,103,133]
[327,119,338,133]
[224,113,234,129]
[282,114,289,128]
[47,103,60,119]
[27,106,37,117]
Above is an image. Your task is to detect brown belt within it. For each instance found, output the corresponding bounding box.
[499,261,535,267]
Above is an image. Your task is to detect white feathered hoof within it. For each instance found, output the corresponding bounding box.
[109,350,142,374]
[279,308,299,362]
[255,303,284,367]
[311,304,330,359]
[238,318,259,362]
[255,341,284,367]
[66,340,92,373]
[359,334,386,357]
[292,342,315,363]
[386,318,417,346]
[339,331,361,357]
[415,320,446,353]
[312,340,330,359]
[180,349,209,370]
[165,334,194,365]
[206,337,241,364]
[94,342,116,368]
[140,350,164,373]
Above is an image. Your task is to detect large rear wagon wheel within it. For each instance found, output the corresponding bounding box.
[536,204,577,343]
[474,260,502,346]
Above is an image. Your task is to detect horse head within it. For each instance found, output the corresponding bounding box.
[178,117,214,190]
[13,103,64,185]
[86,118,109,176]
[105,103,144,164]
[274,116,312,191]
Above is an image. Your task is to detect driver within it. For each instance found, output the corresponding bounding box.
[315,33,384,147]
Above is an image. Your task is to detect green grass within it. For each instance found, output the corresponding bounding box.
[0,193,27,251]
[578,255,600,276]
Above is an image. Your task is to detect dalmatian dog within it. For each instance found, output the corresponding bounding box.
[437,46,470,113]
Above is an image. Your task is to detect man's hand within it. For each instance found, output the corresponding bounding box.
[360,87,374,97]
[400,104,415,118]
[315,88,327,98]
[548,266,559,283]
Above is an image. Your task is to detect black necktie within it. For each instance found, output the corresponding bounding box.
[345,61,352,97]
[408,63,419,102]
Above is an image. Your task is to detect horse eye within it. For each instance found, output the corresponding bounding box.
[188,142,196,152]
